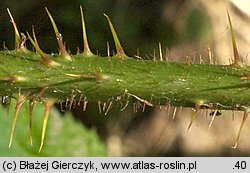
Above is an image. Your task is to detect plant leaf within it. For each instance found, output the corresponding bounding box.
[0,100,107,156]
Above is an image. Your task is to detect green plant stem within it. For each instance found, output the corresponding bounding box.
[0,50,249,111]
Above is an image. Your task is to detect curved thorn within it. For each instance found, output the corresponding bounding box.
[29,99,36,145]
[107,41,110,59]
[232,109,249,148]
[45,7,59,33]
[227,11,240,66]
[188,104,200,130]
[80,6,93,56]
[208,109,218,129]
[45,7,72,62]
[7,8,21,49]
[104,14,126,58]
[9,96,27,148]
[159,42,163,61]
[32,26,39,46]
[172,107,177,120]
[39,101,54,152]
[27,32,60,67]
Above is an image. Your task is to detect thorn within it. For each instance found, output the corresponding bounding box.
[9,95,27,148]
[105,100,113,115]
[120,100,129,111]
[227,11,241,66]
[172,107,177,120]
[208,109,218,129]
[133,103,136,114]
[2,96,6,104]
[78,94,83,106]
[45,7,72,62]
[134,102,139,113]
[136,102,139,113]
[80,6,93,56]
[39,100,54,153]
[65,98,69,109]
[102,102,107,112]
[126,92,153,107]
[159,42,163,61]
[165,100,171,117]
[142,102,146,112]
[32,26,39,47]
[104,14,126,58]
[107,41,110,62]
[83,97,88,111]
[7,8,23,50]
[98,101,102,114]
[29,99,36,145]
[232,109,249,148]
[199,54,203,64]
[207,45,213,65]
[69,93,75,110]
[188,104,200,130]
[27,32,60,67]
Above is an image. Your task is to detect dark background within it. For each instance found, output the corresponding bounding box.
[0,0,208,56]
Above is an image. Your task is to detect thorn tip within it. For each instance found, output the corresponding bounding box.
[80,6,93,56]
[104,14,126,58]
[29,99,36,145]
[227,11,241,66]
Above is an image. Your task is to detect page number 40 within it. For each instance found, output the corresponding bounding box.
[234,161,246,169]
